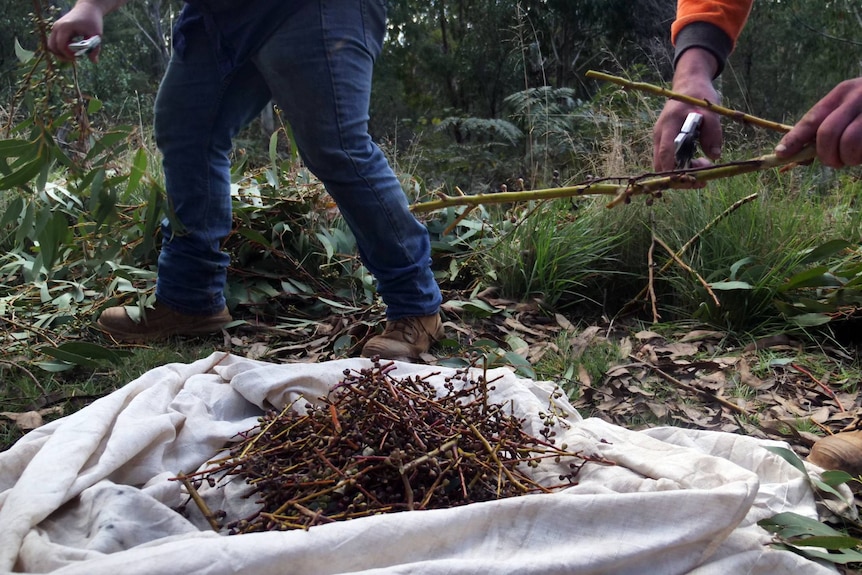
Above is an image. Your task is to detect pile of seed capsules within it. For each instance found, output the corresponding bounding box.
[183,358,590,533]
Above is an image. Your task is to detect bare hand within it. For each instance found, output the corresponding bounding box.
[653,49,723,172]
[48,3,106,63]
[775,78,862,168]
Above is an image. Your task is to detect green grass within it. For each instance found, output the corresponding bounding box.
[534,330,625,400]
[0,340,221,450]
[586,168,861,333]
[480,199,627,311]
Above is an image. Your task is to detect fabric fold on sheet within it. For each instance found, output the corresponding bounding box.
[0,353,837,575]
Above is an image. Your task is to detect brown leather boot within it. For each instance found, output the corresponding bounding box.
[97,301,232,342]
[361,314,444,361]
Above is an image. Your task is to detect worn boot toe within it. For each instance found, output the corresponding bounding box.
[361,314,444,361]
[97,301,232,342]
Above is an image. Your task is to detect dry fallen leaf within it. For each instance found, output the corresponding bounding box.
[246,342,271,360]
[634,330,663,341]
[679,330,725,343]
[737,359,770,390]
[646,402,668,419]
[555,313,575,332]
[569,326,604,358]
[743,334,801,352]
[1,407,63,431]
[654,342,699,359]
[696,371,728,390]
[617,337,633,358]
[578,364,592,386]
[503,317,547,338]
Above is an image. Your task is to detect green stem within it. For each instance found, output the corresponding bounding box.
[585,70,793,133]
[411,149,815,213]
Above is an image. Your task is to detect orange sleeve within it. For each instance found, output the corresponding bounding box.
[671,0,754,46]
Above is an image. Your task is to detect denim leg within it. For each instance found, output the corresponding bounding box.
[154,21,273,315]
[253,0,442,319]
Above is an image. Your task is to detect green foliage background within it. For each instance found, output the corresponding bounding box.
[1,0,862,364]
[5,1,860,189]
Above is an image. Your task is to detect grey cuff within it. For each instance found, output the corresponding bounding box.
[673,22,734,78]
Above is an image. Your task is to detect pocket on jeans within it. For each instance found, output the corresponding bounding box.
[362,0,387,58]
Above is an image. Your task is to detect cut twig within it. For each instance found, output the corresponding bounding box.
[400,436,461,474]
[443,206,477,236]
[621,192,759,314]
[238,400,297,459]
[176,472,221,532]
[647,234,659,323]
[411,149,814,213]
[188,359,591,534]
[412,71,809,215]
[585,70,793,133]
[652,234,720,309]
[292,502,335,526]
[468,423,529,493]
[791,363,846,412]
[629,356,749,415]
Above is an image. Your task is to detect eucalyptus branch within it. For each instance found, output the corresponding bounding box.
[620,192,759,316]
[585,70,793,133]
[652,233,720,308]
[647,234,659,322]
[411,148,815,213]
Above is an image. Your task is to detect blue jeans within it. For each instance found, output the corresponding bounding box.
[153,0,441,319]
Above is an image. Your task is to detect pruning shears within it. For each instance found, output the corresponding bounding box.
[674,112,703,170]
[68,35,101,58]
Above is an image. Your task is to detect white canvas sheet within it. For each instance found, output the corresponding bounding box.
[0,352,838,574]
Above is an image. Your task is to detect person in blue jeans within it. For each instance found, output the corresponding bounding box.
[48,0,444,361]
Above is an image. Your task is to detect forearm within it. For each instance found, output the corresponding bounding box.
[75,0,131,17]
[655,2,754,170]
[673,48,718,87]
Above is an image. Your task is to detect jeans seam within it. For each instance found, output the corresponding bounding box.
[189,83,223,311]
[159,69,234,314]
[321,0,413,268]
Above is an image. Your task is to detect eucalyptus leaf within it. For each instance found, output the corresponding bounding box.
[269,130,279,174]
[332,334,355,356]
[316,232,335,261]
[317,297,360,311]
[779,544,862,565]
[729,256,756,281]
[123,147,148,202]
[34,360,76,373]
[788,313,833,327]
[0,196,24,229]
[14,37,35,63]
[799,239,854,265]
[778,266,841,292]
[237,227,272,247]
[764,446,808,477]
[820,470,856,487]
[0,138,37,160]
[0,156,45,190]
[502,351,536,378]
[40,348,101,368]
[811,476,853,506]
[53,342,131,363]
[709,281,753,291]
[758,511,846,539]
[87,98,103,115]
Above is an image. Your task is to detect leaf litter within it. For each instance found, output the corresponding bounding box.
[224,285,862,465]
